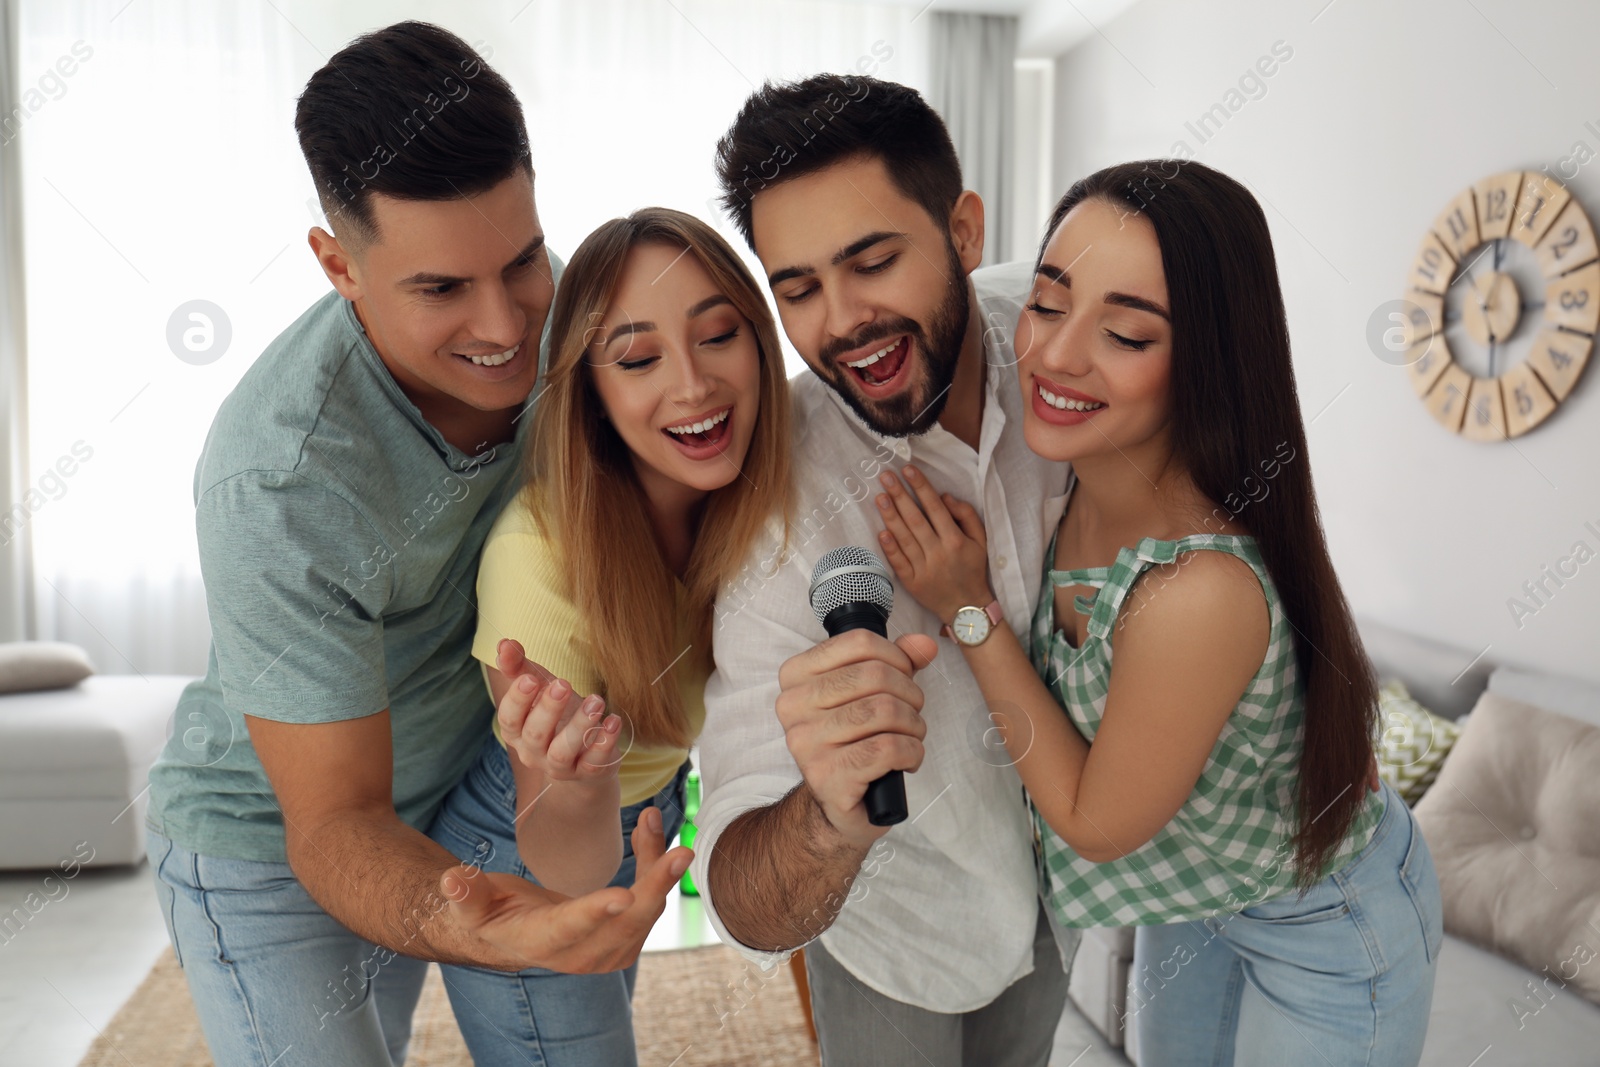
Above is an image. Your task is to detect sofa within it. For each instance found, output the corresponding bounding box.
[0,674,195,869]
[1065,619,1600,1065]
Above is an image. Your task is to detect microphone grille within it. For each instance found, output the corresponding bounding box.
[808,546,894,623]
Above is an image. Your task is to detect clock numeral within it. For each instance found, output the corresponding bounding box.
[1409,233,1455,294]
[1398,290,1443,350]
[1417,248,1445,281]
[1502,363,1558,438]
[1475,172,1523,240]
[1425,363,1472,433]
[1460,377,1507,442]
[1526,327,1593,402]
[1549,226,1579,261]
[1514,172,1571,249]
[1534,200,1597,279]
[1483,189,1508,224]
[1434,190,1480,259]
[1407,332,1451,397]
[1542,263,1600,335]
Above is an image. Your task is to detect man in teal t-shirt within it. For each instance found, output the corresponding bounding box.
[147,284,537,863]
[143,22,690,1067]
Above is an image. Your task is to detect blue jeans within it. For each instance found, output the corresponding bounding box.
[1129,782,1442,1067]
[147,825,432,1067]
[426,738,689,1067]
[146,743,688,1067]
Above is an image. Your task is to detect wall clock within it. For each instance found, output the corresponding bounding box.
[1399,170,1596,440]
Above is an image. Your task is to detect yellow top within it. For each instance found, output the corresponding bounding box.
[471,492,706,806]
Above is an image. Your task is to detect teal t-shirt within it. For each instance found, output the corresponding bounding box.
[147,266,559,863]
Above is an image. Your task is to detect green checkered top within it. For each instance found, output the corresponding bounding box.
[1028,489,1383,927]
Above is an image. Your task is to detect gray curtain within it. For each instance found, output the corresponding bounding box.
[930,11,1017,266]
[0,0,33,643]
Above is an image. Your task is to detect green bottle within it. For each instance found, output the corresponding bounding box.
[679,768,701,896]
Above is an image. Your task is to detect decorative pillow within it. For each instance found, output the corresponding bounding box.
[1488,666,1600,730]
[1375,679,1462,805]
[1413,692,1600,1010]
[0,641,95,694]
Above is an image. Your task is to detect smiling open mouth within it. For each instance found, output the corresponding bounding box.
[845,336,910,388]
[1037,382,1105,412]
[1029,374,1109,428]
[455,341,523,371]
[662,406,732,454]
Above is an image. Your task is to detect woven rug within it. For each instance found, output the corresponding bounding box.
[78,945,817,1066]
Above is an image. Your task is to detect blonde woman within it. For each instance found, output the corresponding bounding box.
[427,207,791,1067]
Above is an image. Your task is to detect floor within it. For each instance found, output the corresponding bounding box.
[0,862,172,1067]
[0,858,1126,1067]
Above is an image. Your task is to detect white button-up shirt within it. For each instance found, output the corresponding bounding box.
[691,260,1072,1011]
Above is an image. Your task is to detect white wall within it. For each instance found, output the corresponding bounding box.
[1049,0,1600,685]
[1012,58,1056,263]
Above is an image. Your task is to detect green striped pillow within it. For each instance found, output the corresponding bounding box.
[1376,678,1464,805]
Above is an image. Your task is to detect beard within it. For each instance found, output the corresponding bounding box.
[814,240,970,438]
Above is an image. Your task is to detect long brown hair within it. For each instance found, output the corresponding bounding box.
[526,208,791,749]
[1041,160,1376,885]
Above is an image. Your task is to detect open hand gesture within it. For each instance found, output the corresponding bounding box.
[439,803,691,973]
[493,639,623,783]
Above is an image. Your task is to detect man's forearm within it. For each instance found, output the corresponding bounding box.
[707,783,869,952]
[285,807,517,970]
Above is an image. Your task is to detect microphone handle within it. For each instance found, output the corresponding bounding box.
[863,770,908,827]
[822,605,909,827]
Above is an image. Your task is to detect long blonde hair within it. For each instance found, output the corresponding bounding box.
[525,208,792,749]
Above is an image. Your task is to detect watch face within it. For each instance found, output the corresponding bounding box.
[953,606,991,645]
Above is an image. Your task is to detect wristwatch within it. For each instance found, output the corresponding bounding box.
[941,600,1004,647]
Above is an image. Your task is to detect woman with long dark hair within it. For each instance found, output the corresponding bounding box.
[873,160,1441,1064]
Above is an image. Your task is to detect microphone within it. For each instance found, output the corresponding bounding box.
[808,546,908,827]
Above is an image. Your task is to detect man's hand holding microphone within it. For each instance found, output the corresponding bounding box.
[778,547,939,850]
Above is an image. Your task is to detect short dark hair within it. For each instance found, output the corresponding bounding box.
[714,74,962,249]
[295,21,531,247]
